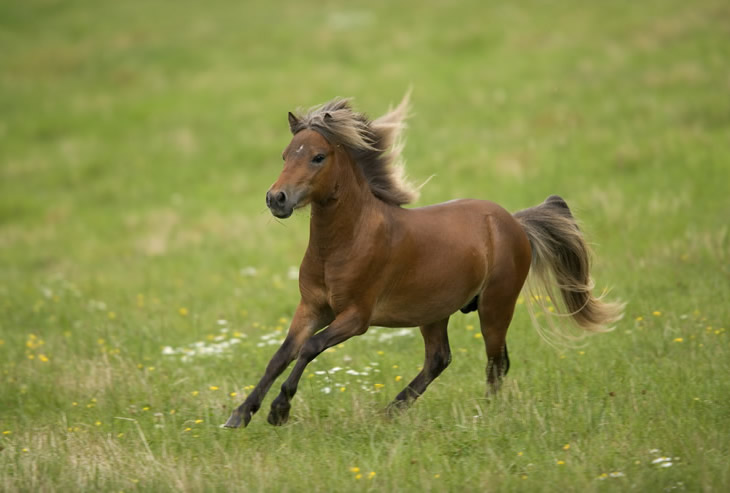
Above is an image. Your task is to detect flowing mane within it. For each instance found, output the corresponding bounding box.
[289,94,418,206]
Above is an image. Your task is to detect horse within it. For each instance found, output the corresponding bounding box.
[224,93,623,428]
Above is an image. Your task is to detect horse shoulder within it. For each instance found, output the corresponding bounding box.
[321,208,394,316]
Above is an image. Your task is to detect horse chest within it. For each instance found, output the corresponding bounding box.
[320,257,381,312]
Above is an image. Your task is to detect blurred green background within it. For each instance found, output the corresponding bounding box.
[1,0,728,490]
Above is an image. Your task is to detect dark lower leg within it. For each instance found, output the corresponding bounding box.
[387,319,451,412]
[267,311,367,425]
[224,337,300,428]
[479,297,516,396]
[224,305,327,428]
[486,342,509,394]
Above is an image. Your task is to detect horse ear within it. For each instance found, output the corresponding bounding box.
[288,112,299,133]
[324,112,333,121]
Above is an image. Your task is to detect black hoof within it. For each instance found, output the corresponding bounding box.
[267,405,290,426]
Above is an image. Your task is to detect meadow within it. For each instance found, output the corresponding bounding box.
[1,0,729,491]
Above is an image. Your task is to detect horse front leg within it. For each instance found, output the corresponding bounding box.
[267,309,369,426]
[223,303,328,428]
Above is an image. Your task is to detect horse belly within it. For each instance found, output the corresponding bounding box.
[370,242,487,327]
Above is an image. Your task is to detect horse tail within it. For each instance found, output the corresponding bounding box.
[513,195,624,336]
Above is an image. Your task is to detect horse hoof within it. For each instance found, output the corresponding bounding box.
[384,400,409,418]
[267,406,290,426]
[223,413,243,428]
[223,408,253,428]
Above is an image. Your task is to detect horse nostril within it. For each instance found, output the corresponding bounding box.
[275,191,287,205]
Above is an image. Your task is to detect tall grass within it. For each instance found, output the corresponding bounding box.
[1,0,728,490]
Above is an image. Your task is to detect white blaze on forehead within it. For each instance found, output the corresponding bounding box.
[295,144,304,154]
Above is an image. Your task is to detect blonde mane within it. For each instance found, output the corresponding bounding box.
[289,93,418,206]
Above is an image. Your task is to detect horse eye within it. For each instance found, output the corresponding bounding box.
[311,154,326,164]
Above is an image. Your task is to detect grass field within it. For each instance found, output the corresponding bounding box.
[1,0,729,491]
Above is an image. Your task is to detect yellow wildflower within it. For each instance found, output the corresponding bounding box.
[179,307,189,316]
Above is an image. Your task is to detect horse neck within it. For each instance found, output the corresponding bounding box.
[309,149,381,255]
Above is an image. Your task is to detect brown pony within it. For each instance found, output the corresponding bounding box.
[224,94,623,428]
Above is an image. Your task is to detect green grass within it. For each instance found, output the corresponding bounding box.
[1,0,729,490]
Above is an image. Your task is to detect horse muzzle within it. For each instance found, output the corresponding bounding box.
[266,189,294,219]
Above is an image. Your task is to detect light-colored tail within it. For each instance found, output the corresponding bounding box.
[514,195,624,337]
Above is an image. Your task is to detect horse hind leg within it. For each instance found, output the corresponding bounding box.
[477,285,520,395]
[386,317,451,414]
